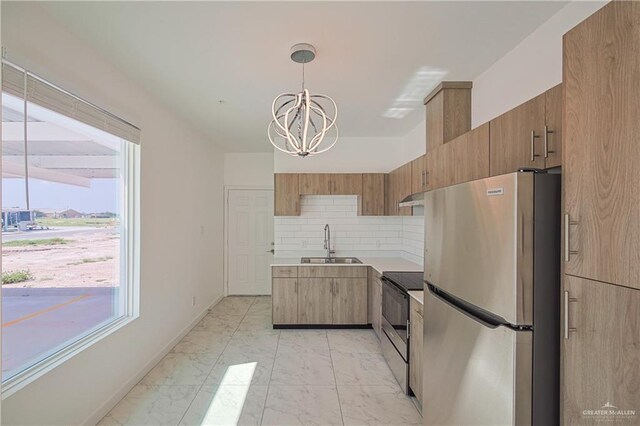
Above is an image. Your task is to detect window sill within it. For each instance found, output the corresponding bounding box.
[1,314,138,399]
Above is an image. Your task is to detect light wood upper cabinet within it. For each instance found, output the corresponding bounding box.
[385,174,394,216]
[272,278,298,324]
[426,90,445,152]
[563,0,640,289]
[396,162,412,216]
[562,275,640,424]
[331,173,363,195]
[387,168,399,215]
[274,174,300,216]
[424,82,472,152]
[299,173,331,195]
[489,93,546,175]
[298,173,362,196]
[450,122,490,185]
[544,83,563,168]
[333,278,368,324]
[409,298,424,408]
[297,278,333,324]
[411,155,428,194]
[360,173,386,216]
[427,145,447,191]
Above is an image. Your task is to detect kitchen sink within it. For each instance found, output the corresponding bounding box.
[300,257,362,264]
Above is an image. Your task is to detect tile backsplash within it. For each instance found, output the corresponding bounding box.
[274,195,424,266]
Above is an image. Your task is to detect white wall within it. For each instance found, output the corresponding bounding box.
[400,121,425,160]
[1,3,225,425]
[224,152,274,187]
[274,195,424,265]
[471,1,606,127]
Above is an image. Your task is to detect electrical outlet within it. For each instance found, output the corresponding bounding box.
[302,240,308,248]
[200,225,205,235]
[191,296,196,307]
[376,239,381,248]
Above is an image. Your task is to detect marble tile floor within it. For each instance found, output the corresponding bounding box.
[98,296,423,426]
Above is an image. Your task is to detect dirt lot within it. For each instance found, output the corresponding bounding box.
[2,228,120,288]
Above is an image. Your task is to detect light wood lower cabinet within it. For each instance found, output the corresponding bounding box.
[333,278,368,324]
[298,278,333,324]
[562,275,640,424]
[409,297,423,408]
[370,270,382,339]
[272,266,369,326]
[272,278,298,324]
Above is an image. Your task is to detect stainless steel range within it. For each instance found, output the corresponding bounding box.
[380,271,423,394]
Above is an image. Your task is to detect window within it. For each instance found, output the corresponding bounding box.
[1,62,140,389]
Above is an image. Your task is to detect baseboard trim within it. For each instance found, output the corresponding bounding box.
[82,293,225,426]
[273,324,372,330]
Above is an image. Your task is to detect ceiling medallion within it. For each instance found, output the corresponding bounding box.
[268,43,338,157]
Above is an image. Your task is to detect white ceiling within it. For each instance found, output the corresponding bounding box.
[39,1,568,152]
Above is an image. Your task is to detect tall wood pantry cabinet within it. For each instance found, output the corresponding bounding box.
[562,2,640,424]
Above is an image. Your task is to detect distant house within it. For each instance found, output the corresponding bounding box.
[58,209,84,219]
[89,212,117,219]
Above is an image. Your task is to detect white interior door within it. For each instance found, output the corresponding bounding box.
[227,189,274,295]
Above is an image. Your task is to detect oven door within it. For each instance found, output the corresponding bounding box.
[381,277,409,360]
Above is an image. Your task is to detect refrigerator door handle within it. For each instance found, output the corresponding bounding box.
[427,283,518,329]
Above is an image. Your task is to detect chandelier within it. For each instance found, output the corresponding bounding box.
[268,43,338,157]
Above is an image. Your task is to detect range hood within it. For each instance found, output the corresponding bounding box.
[398,192,426,207]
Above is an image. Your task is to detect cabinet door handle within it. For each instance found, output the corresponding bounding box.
[530,130,541,161]
[564,291,578,339]
[294,280,297,293]
[544,125,555,158]
[564,214,579,262]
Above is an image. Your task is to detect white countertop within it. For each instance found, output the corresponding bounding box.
[271,257,422,275]
[408,290,424,305]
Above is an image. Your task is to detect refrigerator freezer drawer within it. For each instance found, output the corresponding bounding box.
[423,287,532,426]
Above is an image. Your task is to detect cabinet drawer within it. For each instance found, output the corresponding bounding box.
[298,266,368,278]
[272,266,297,278]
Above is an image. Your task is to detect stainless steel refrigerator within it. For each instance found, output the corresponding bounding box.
[423,171,560,426]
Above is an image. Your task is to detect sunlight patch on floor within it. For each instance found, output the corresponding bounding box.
[199,362,257,425]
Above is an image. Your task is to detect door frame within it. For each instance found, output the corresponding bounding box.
[223,185,274,296]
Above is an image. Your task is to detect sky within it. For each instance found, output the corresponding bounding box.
[2,178,119,213]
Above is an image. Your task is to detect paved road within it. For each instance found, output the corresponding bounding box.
[2,287,118,380]
[2,226,114,242]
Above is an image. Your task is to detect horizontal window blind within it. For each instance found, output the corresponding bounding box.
[2,62,140,144]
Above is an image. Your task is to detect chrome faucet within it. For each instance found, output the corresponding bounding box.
[324,224,335,258]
